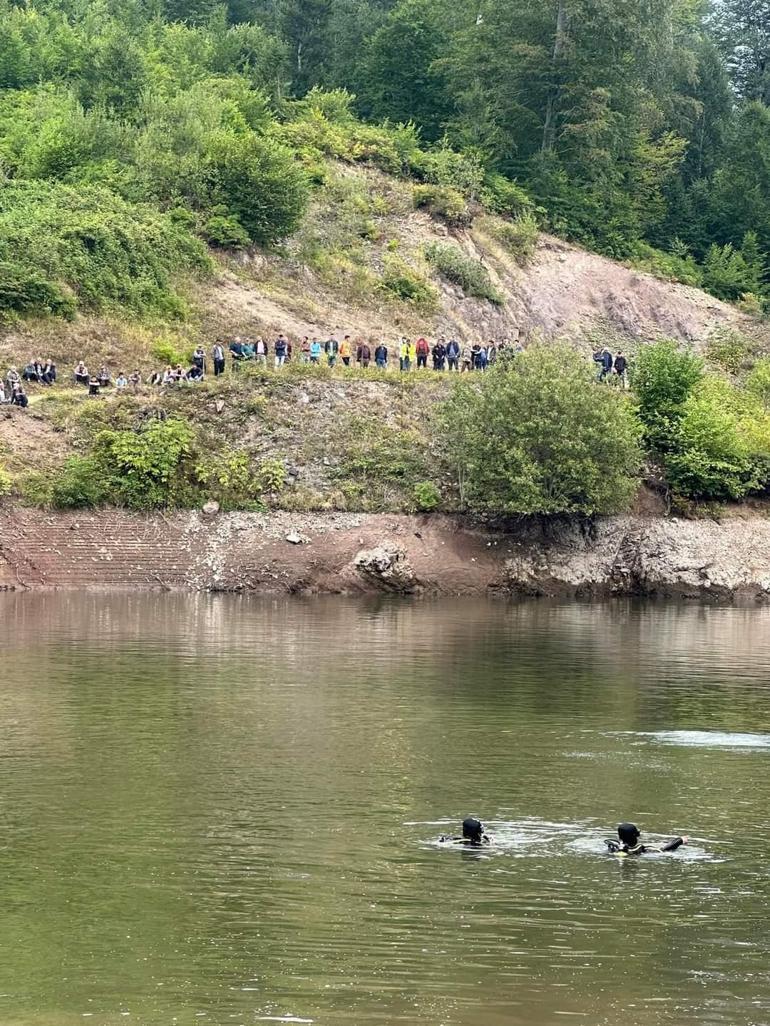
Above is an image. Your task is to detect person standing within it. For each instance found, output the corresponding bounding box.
[432,339,446,371]
[460,345,473,373]
[301,337,311,363]
[374,342,388,370]
[310,338,322,364]
[356,341,371,368]
[600,347,613,382]
[275,334,288,368]
[614,351,629,389]
[325,334,339,368]
[340,335,352,367]
[415,336,430,369]
[212,341,226,377]
[446,338,460,372]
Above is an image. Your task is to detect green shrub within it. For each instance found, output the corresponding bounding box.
[702,243,760,301]
[441,344,643,515]
[337,419,429,485]
[151,336,187,367]
[0,181,209,318]
[203,210,250,248]
[51,455,111,509]
[0,260,75,318]
[628,241,703,288]
[665,376,770,500]
[0,466,12,498]
[746,358,770,410]
[633,339,704,452]
[481,172,534,217]
[256,457,286,493]
[705,329,756,374]
[413,480,441,511]
[413,184,470,226]
[483,212,539,265]
[409,147,485,197]
[203,132,309,245]
[379,258,439,309]
[425,242,503,304]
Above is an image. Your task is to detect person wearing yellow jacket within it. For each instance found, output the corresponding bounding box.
[340,335,352,367]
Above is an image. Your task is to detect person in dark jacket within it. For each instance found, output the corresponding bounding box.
[356,342,371,368]
[432,341,447,372]
[606,822,688,857]
[614,351,628,388]
[212,342,226,377]
[600,348,614,381]
[446,338,460,372]
[374,344,388,369]
[440,817,491,847]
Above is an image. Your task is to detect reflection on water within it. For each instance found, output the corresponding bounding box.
[1,594,770,1026]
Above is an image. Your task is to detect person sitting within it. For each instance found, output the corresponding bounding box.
[11,383,28,408]
[440,817,491,847]
[22,360,43,383]
[187,363,203,381]
[88,376,100,397]
[74,361,89,386]
[98,366,111,388]
[240,340,255,361]
[128,369,143,391]
[115,372,128,391]
[174,363,187,382]
[42,359,57,385]
[606,822,688,857]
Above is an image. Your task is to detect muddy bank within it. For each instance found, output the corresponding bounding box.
[1,508,770,602]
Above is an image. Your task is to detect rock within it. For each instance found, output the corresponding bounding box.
[215,399,225,414]
[202,501,220,516]
[285,532,309,545]
[354,543,419,594]
[298,392,310,405]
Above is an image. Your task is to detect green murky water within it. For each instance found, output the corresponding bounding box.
[1,594,770,1026]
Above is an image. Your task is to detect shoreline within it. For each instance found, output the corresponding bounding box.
[1,508,770,603]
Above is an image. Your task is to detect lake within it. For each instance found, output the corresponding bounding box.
[1,594,769,1026]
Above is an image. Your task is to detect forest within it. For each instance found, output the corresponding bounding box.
[0,0,769,318]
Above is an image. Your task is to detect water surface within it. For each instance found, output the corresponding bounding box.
[1,595,770,1026]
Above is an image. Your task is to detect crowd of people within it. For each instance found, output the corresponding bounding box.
[3,334,631,409]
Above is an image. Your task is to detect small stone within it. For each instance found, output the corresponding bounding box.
[298,392,310,405]
[215,399,225,414]
[285,532,309,545]
[202,501,220,516]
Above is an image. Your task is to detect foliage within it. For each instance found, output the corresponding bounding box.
[482,213,540,266]
[633,340,704,453]
[665,377,770,500]
[441,345,643,515]
[378,258,438,309]
[412,184,470,227]
[0,181,209,319]
[705,329,757,375]
[0,466,12,498]
[255,457,286,493]
[50,418,263,510]
[424,243,502,304]
[413,480,441,512]
[746,358,770,410]
[628,242,704,289]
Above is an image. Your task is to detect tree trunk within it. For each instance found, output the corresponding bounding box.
[542,0,569,153]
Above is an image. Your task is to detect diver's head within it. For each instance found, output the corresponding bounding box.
[618,822,641,847]
[462,817,484,843]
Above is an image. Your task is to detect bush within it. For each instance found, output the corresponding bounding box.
[413,184,471,226]
[746,358,770,410]
[0,466,12,498]
[151,337,187,367]
[409,147,485,197]
[482,212,539,265]
[379,258,439,309]
[633,339,704,452]
[203,210,250,248]
[203,132,309,245]
[665,376,770,500]
[51,419,264,510]
[425,242,503,304]
[628,241,703,288]
[413,480,441,512]
[702,243,760,301]
[441,344,643,515]
[0,181,210,318]
[481,172,534,217]
[705,329,756,375]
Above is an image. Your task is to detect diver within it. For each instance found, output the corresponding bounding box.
[440,817,491,847]
[606,822,688,856]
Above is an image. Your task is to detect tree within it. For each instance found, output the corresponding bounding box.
[441,344,643,515]
[710,0,770,104]
[633,338,704,452]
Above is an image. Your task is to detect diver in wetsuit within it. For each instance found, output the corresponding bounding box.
[440,817,491,847]
[606,822,688,856]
